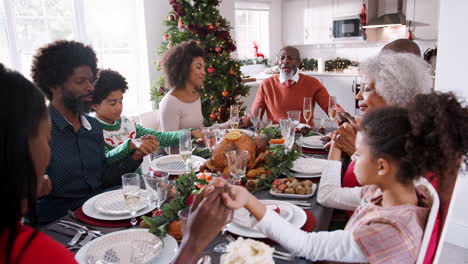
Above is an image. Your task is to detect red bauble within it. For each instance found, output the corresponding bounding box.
[218,107,226,113]
[215,46,222,53]
[222,90,229,97]
[208,24,215,30]
[163,34,169,41]
[210,113,217,120]
[228,68,236,76]
[207,67,215,73]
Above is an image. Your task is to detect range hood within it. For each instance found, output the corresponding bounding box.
[363,0,406,28]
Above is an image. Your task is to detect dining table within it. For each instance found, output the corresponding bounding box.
[41,127,335,263]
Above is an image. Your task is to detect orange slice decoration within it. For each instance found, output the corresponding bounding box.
[225,131,242,141]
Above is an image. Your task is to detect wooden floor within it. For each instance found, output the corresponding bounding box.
[437,242,468,263]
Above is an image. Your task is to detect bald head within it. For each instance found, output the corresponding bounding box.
[381,39,421,57]
[278,46,300,61]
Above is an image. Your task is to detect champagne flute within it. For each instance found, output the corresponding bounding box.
[303,97,312,126]
[202,127,217,152]
[250,108,262,134]
[287,110,301,128]
[142,171,168,211]
[122,173,141,226]
[328,96,338,120]
[179,129,192,172]
[229,105,239,130]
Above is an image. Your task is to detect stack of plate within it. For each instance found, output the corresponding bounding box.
[82,190,153,221]
[228,200,306,238]
[150,155,206,175]
[75,229,179,264]
[290,157,328,178]
[301,136,324,149]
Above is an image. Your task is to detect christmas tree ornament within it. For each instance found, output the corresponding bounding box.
[210,113,217,120]
[207,67,215,73]
[215,46,222,53]
[228,68,236,76]
[163,34,169,41]
[168,15,175,21]
[208,24,215,30]
[178,18,184,29]
[221,90,229,97]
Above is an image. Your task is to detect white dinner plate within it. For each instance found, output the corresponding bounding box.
[292,171,322,179]
[301,136,324,149]
[83,191,154,221]
[93,189,149,215]
[227,200,306,238]
[291,157,328,174]
[75,229,178,264]
[150,155,206,175]
[269,184,317,199]
[232,200,294,228]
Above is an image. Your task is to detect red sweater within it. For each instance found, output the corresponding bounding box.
[252,74,331,125]
[0,225,76,264]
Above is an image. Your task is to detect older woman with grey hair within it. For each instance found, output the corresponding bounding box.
[318,51,433,210]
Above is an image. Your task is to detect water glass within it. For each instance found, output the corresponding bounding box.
[225,150,249,184]
[122,173,141,226]
[229,105,240,129]
[142,171,168,211]
[202,127,217,151]
[287,110,301,128]
[179,129,192,171]
[178,207,190,234]
[250,108,262,133]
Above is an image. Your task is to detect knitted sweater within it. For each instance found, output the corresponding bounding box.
[98,116,180,164]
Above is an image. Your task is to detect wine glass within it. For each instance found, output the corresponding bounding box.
[179,129,192,172]
[142,171,168,212]
[122,173,141,226]
[225,150,249,184]
[202,127,217,152]
[303,97,312,126]
[250,108,262,134]
[287,110,301,128]
[213,211,234,253]
[280,118,295,152]
[328,96,337,120]
[229,105,239,130]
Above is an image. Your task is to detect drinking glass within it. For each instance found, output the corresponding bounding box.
[303,97,312,126]
[202,127,217,151]
[287,110,301,128]
[179,129,192,172]
[279,118,292,139]
[122,173,141,226]
[260,118,272,129]
[250,108,262,133]
[328,96,338,120]
[225,150,249,184]
[178,207,190,234]
[229,105,239,130]
[213,211,234,253]
[142,171,168,211]
[280,118,296,152]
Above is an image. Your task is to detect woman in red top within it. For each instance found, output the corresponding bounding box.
[0,64,76,263]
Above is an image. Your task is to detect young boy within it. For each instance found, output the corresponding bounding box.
[92,69,181,163]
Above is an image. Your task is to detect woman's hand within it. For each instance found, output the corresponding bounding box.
[333,123,356,156]
[191,129,203,139]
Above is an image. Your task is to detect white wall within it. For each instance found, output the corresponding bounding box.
[268,0,283,63]
[433,0,468,250]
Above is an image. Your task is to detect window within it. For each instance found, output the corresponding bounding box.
[0,0,150,115]
[235,1,270,60]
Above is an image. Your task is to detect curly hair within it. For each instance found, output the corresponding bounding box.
[92,69,128,105]
[161,40,205,89]
[360,92,468,186]
[359,52,432,106]
[31,40,98,99]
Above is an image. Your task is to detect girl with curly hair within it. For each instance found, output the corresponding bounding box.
[219,92,468,263]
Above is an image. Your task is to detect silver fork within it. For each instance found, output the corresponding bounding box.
[67,228,86,247]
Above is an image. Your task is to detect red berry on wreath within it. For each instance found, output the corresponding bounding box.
[207,67,215,73]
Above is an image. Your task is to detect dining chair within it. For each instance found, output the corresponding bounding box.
[415,177,440,264]
[139,110,160,131]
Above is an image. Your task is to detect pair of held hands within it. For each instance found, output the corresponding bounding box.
[129,135,160,160]
[176,178,256,263]
[320,112,361,156]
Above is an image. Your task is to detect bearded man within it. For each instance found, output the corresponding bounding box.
[30,40,158,224]
[251,46,334,125]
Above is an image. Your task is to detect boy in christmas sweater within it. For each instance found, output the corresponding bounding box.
[92,69,182,164]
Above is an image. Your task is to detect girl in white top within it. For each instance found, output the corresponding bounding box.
[159,40,205,136]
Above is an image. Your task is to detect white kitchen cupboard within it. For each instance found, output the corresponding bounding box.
[312,75,357,118]
[332,0,365,18]
[405,0,439,40]
[283,0,306,45]
[304,0,333,44]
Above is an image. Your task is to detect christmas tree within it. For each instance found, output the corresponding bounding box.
[151,0,249,124]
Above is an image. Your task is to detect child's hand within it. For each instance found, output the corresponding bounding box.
[221,184,251,210]
[131,149,145,160]
[137,138,160,155]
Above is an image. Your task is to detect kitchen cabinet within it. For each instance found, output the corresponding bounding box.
[406,0,439,40]
[312,75,357,118]
[283,0,306,45]
[304,0,333,44]
[332,0,364,18]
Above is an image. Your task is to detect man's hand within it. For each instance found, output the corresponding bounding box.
[37,174,52,198]
[130,137,159,160]
[239,115,252,128]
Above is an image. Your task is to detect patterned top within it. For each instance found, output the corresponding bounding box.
[35,106,142,224]
[345,185,430,264]
[98,116,180,164]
